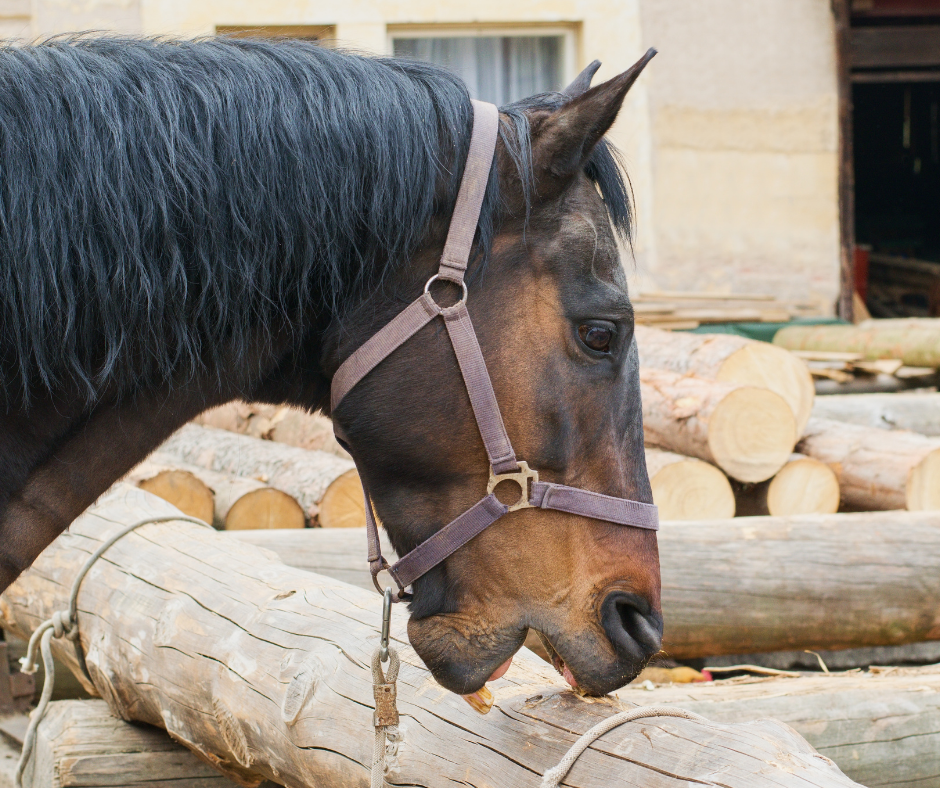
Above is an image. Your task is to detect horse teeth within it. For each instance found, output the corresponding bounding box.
[462,686,494,714]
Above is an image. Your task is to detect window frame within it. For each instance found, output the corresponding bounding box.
[386,23,579,96]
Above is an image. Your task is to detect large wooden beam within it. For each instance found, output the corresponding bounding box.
[230,509,940,659]
[0,487,860,788]
[812,391,940,436]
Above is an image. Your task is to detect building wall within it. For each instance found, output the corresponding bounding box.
[17,0,842,312]
[639,0,841,310]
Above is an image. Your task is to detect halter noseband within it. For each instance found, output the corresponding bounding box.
[331,100,659,601]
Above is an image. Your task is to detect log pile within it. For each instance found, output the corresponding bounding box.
[811,391,940,435]
[645,447,735,520]
[631,291,821,330]
[0,487,862,788]
[732,453,840,517]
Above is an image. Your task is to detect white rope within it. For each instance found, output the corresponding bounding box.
[370,646,401,788]
[14,514,212,788]
[540,705,710,788]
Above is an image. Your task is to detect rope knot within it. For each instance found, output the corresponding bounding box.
[52,610,76,640]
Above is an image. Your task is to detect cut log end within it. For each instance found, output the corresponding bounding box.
[318,469,366,528]
[707,387,796,483]
[908,448,940,511]
[223,488,305,530]
[137,470,214,525]
[766,455,840,516]
[647,450,736,520]
[716,343,815,434]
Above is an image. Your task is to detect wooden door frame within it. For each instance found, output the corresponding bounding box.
[833,0,856,321]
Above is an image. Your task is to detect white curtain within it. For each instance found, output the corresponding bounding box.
[394,35,564,105]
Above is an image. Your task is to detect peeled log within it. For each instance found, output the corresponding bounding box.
[733,453,840,517]
[811,391,940,436]
[231,508,940,658]
[159,423,355,523]
[774,321,940,368]
[636,326,814,433]
[0,486,859,788]
[798,417,940,510]
[641,368,797,482]
[127,452,305,530]
[195,402,350,458]
[645,448,735,520]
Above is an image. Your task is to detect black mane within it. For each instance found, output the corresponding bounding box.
[0,37,632,409]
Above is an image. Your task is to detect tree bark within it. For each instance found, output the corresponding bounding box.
[641,368,797,482]
[645,448,736,520]
[159,424,355,523]
[230,508,940,659]
[811,391,940,436]
[733,453,840,517]
[636,326,815,433]
[774,321,940,368]
[0,486,860,788]
[798,417,940,510]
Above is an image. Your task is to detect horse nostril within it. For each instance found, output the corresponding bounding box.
[600,591,663,663]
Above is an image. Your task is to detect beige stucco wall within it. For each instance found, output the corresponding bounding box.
[638,0,841,310]
[15,0,841,312]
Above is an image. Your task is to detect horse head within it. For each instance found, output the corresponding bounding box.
[326,51,660,697]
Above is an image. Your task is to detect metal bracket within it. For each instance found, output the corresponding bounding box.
[487,461,539,512]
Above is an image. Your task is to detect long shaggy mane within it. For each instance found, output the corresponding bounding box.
[0,37,632,409]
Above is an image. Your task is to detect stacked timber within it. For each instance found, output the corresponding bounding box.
[231,509,940,658]
[811,391,940,435]
[733,453,840,517]
[126,452,305,530]
[798,417,940,511]
[195,401,350,458]
[645,448,736,520]
[0,487,862,788]
[774,318,940,369]
[630,291,821,330]
[636,325,815,432]
[159,423,361,526]
[640,368,797,482]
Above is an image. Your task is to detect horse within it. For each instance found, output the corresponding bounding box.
[0,36,660,697]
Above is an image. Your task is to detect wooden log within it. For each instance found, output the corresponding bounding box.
[230,508,940,658]
[616,665,940,788]
[125,459,215,524]
[733,453,840,517]
[640,368,797,483]
[645,448,736,520]
[195,402,350,458]
[774,320,940,369]
[636,325,815,433]
[127,453,305,530]
[19,699,241,788]
[159,424,356,524]
[811,391,940,436]
[0,486,861,788]
[24,667,940,788]
[798,417,940,510]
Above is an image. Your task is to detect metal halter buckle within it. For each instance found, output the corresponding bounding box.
[487,461,539,512]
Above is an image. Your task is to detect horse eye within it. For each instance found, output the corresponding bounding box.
[578,324,613,353]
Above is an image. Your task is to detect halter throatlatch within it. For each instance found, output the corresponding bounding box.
[331,100,659,600]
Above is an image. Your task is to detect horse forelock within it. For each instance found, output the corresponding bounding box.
[0,36,632,410]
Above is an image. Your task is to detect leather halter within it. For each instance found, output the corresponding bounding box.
[331,100,659,601]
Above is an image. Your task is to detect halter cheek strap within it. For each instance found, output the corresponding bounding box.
[331,100,658,600]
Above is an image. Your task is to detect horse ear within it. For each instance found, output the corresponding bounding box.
[530,48,656,194]
[562,59,602,98]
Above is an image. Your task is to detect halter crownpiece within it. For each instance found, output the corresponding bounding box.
[331,100,658,600]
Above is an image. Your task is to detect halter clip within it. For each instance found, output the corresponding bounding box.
[487,461,539,512]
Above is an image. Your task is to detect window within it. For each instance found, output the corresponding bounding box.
[392,29,574,105]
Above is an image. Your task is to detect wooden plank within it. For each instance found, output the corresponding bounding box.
[0,486,861,788]
[850,25,940,69]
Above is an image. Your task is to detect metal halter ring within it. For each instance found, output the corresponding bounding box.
[487,461,539,513]
[424,273,468,310]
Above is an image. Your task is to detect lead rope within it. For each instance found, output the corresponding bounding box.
[14,514,213,788]
[371,588,402,788]
[540,706,710,788]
